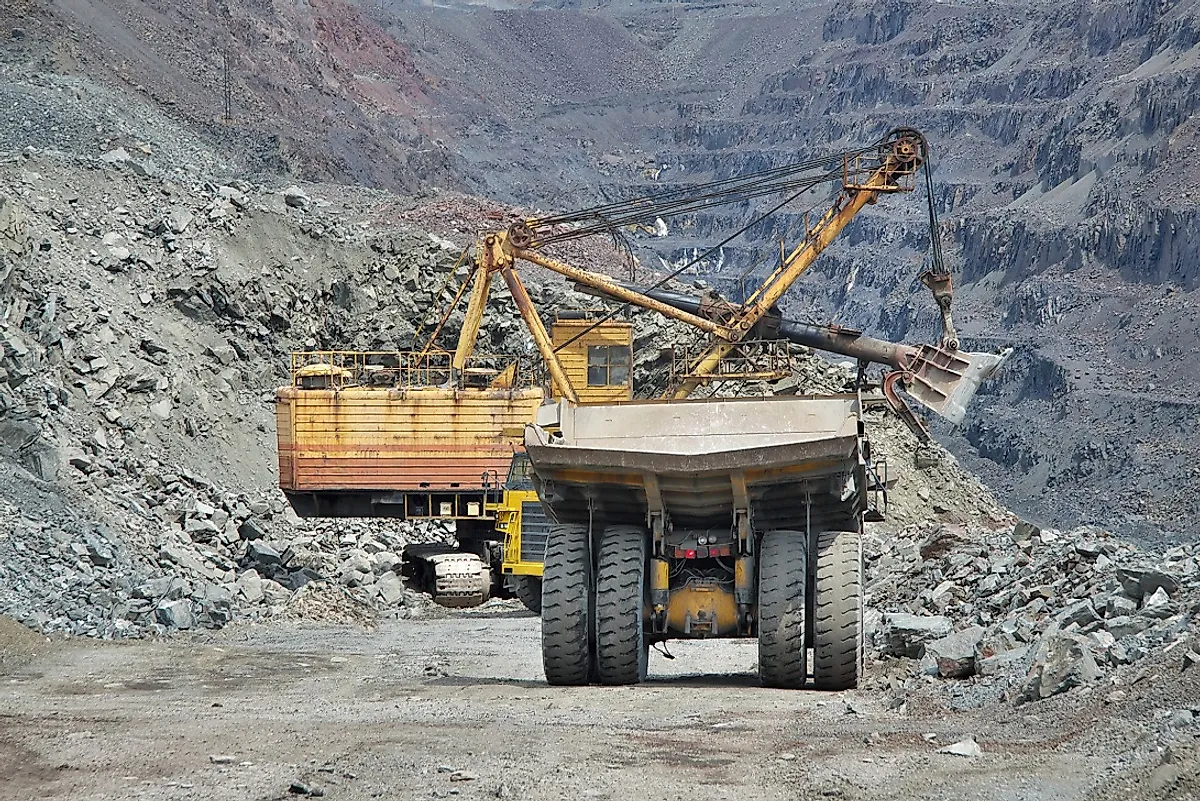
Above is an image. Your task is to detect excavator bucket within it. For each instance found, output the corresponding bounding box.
[904,345,1013,424]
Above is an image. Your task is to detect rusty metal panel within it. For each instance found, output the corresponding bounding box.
[276,386,543,491]
[275,398,296,489]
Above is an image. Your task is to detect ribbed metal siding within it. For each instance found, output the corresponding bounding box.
[519,501,552,563]
[275,386,542,491]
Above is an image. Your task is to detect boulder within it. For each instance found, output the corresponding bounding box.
[376,572,406,606]
[1021,631,1103,701]
[926,625,985,678]
[1117,566,1181,600]
[155,598,194,629]
[977,645,1031,677]
[246,540,282,568]
[878,613,953,658]
[283,186,310,209]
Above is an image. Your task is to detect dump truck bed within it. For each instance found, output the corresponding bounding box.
[525,394,868,532]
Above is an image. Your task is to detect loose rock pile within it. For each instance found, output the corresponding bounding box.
[0,481,449,637]
[0,149,572,637]
[867,521,1200,707]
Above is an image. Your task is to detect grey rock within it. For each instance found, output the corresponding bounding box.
[135,576,190,601]
[100,147,131,165]
[1143,586,1173,607]
[185,517,221,540]
[149,399,172,420]
[936,737,981,757]
[1168,710,1195,729]
[157,542,210,577]
[879,613,953,658]
[166,208,194,234]
[1106,595,1137,618]
[238,519,266,541]
[1012,520,1041,540]
[1137,587,1179,621]
[376,572,406,606]
[126,373,157,393]
[1105,616,1145,639]
[341,553,372,575]
[217,186,248,209]
[977,645,1031,677]
[193,583,233,628]
[1055,599,1100,628]
[260,578,291,604]
[68,453,95,473]
[235,570,264,604]
[246,540,282,568]
[84,534,115,567]
[155,598,194,629]
[1117,566,1181,600]
[926,625,985,679]
[374,551,401,574]
[1022,632,1103,701]
[283,186,310,209]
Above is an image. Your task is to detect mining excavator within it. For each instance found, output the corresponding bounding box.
[274,130,1009,673]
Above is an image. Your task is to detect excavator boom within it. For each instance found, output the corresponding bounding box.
[574,280,1011,425]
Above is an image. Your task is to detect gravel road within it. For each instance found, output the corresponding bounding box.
[6,609,1173,801]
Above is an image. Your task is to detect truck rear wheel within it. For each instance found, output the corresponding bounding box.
[594,525,648,685]
[542,524,593,686]
[811,530,863,691]
[757,529,808,689]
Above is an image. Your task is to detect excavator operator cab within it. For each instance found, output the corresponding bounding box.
[549,311,634,404]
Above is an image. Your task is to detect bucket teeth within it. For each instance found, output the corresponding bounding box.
[906,346,1013,424]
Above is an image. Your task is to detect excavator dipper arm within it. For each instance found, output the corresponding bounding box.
[671,129,927,398]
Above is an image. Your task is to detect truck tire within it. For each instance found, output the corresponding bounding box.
[594,525,648,685]
[541,524,593,686]
[811,530,863,691]
[511,575,543,615]
[757,529,808,689]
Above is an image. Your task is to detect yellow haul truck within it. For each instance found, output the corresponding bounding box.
[490,452,548,612]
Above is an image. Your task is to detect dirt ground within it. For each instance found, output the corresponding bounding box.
[7,609,1191,801]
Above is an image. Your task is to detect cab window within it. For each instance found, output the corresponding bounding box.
[587,345,631,386]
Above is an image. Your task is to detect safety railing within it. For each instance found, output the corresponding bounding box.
[668,339,797,385]
[288,350,534,390]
